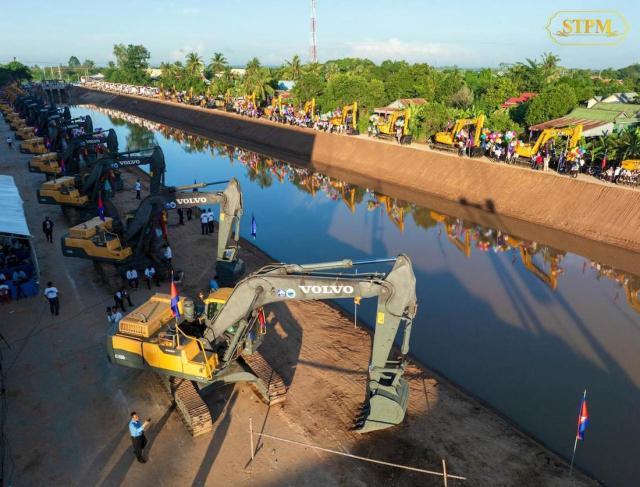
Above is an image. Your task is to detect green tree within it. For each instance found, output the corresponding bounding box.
[615,127,640,161]
[523,83,577,127]
[478,76,518,113]
[291,68,325,105]
[185,52,204,76]
[284,55,302,80]
[243,58,274,100]
[0,60,32,84]
[486,110,523,134]
[410,102,450,140]
[208,52,228,75]
[68,56,81,68]
[110,43,151,83]
[448,85,474,108]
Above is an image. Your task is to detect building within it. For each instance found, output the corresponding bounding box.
[585,92,638,108]
[528,101,640,137]
[0,175,39,300]
[501,92,537,109]
[374,98,427,114]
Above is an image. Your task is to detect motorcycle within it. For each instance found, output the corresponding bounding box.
[569,162,580,178]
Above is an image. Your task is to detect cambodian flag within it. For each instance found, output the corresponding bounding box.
[576,391,589,440]
[97,194,105,221]
[251,213,257,240]
[170,274,180,318]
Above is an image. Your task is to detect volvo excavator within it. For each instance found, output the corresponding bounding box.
[37,146,165,209]
[515,125,583,161]
[108,255,417,435]
[29,128,117,177]
[330,102,359,135]
[432,115,485,156]
[61,179,245,283]
[375,108,411,144]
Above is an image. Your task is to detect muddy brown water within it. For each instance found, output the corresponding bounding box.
[75,105,639,486]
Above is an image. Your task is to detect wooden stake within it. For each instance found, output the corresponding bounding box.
[442,459,448,487]
[249,418,254,461]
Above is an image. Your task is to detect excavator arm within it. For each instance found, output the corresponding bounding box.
[123,179,244,281]
[203,255,417,432]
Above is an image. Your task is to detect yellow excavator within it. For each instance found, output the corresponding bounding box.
[621,159,640,171]
[329,102,359,135]
[516,125,583,161]
[38,146,165,208]
[624,278,640,314]
[108,255,417,435]
[505,236,562,290]
[429,211,471,256]
[62,179,245,283]
[432,115,485,156]
[264,95,284,118]
[375,108,411,144]
[303,98,316,119]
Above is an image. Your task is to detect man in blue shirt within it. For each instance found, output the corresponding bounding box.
[129,411,151,463]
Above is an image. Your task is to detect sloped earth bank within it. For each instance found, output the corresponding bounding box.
[0,116,597,485]
[71,87,640,270]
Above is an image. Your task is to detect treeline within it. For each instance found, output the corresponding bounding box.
[13,44,640,142]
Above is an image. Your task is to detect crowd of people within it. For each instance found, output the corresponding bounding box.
[0,236,37,301]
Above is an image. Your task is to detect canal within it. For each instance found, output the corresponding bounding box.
[74,105,640,486]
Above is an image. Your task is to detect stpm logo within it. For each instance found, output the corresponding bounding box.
[546,10,629,46]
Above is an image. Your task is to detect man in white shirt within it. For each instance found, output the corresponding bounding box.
[144,266,159,289]
[163,244,172,266]
[135,179,142,200]
[126,267,139,288]
[200,209,208,235]
[207,209,215,234]
[43,281,60,316]
[110,306,123,325]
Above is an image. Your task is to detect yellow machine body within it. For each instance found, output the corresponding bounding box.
[37,176,89,206]
[108,293,220,382]
[61,217,133,261]
[21,137,48,154]
[516,125,583,160]
[330,102,358,131]
[29,152,62,175]
[622,159,640,171]
[16,126,36,140]
[434,115,485,147]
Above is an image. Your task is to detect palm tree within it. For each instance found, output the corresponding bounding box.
[242,58,274,100]
[185,52,204,76]
[587,132,617,163]
[208,52,228,75]
[615,127,640,160]
[284,55,302,80]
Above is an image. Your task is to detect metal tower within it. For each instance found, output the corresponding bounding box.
[310,0,318,63]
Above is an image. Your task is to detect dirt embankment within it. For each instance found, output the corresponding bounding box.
[71,87,640,262]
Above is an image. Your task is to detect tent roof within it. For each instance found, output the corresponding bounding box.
[0,175,31,237]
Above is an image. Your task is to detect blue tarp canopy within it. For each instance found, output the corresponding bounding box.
[0,175,31,237]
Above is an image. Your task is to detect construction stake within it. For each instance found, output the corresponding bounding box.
[249,418,254,461]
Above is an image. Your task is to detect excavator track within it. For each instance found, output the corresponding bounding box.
[156,374,213,437]
[240,351,288,406]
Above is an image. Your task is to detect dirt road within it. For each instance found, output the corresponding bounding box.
[0,115,596,486]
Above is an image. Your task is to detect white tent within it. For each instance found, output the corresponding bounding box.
[0,175,31,237]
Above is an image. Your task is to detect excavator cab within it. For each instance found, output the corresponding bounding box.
[37,176,89,207]
[29,152,63,176]
[375,108,412,144]
[61,217,133,261]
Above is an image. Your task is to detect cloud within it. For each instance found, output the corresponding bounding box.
[169,44,205,62]
[347,38,470,65]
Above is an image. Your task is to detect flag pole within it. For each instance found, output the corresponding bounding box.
[569,389,587,476]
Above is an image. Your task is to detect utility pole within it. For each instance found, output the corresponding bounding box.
[310,0,318,63]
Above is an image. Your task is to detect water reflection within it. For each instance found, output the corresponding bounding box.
[77,104,640,485]
[82,104,640,313]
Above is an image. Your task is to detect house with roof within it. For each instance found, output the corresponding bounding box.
[501,92,537,109]
[585,92,637,108]
[374,98,426,114]
[528,101,640,137]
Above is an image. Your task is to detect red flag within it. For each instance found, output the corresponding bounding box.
[97,194,105,221]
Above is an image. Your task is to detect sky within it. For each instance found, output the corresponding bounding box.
[1,0,638,69]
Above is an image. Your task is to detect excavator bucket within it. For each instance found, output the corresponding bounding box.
[353,377,410,433]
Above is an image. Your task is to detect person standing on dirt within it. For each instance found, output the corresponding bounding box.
[135,179,142,200]
[6,136,13,149]
[200,209,208,235]
[144,265,160,289]
[207,209,215,234]
[129,412,151,463]
[177,208,185,225]
[126,267,139,288]
[44,281,60,315]
[42,216,54,243]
